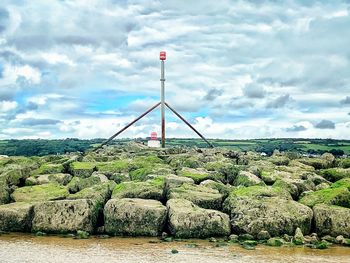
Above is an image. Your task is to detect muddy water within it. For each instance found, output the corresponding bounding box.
[0,233,349,263]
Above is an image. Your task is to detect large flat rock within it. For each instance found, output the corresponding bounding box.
[166,199,230,238]
[32,199,98,233]
[313,204,350,238]
[0,202,34,232]
[104,198,167,236]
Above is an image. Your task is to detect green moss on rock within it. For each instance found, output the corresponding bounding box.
[299,187,350,208]
[33,163,65,175]
[11,183,69,202]
[319,168,350,182]
[177,167,222,184]
[69,162,96,178]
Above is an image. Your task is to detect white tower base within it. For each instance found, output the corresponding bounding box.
[147,140,161,148]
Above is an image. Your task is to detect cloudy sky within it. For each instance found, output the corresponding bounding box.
[0,0,350,140]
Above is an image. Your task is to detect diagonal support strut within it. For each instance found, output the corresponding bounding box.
[92,102,161,152]
[165,102,214,148]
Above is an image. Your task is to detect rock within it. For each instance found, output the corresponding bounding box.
[167,183,223,210]
[223,186,313,237]
[111,177,165,201]
[312,241,329,249]
[228,234,239,243]
[234,171,265,187]
[168,154,202,169]
[293,227,304,245]
[0,202,34,231]
[11,183,69,202]
[335,235,346,244]
[95,160,131,176]
[321,235,336,243]
[298,158,332,170]
[66,176,101,193]
[266,237,284,246]
[313,204,350,237]
[269,156,290,166]
[299,186,350,208]
[104,198,167,236]
[0,178,10,205]
[32,199,99,233]
[166,199,230,238]
[320,168,350,182]
[91,172,109,182]
[76,230,89,239]
[283,234,293,242]
[238,233,254,241]
[272,179,299,199]
[164,174,194,193]
[321,153,335,164]
[177,167,222,184]
[304,234,318,244]
[242,240,258,247]
[199,179,231,198]
[33,163,65,175]
[315,182,330,191]
[68,181,115,207]
[69,162,96,178]
[257,230,271,240]
[25,173,72,186]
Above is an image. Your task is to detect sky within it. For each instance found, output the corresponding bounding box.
[0,0,350,140]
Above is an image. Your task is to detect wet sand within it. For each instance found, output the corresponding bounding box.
[0,233,349,263]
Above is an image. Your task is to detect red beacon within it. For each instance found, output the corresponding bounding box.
[150,132,158,140]
[160,51,166,60]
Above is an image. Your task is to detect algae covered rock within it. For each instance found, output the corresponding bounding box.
[167,183,223,210]
[0,178,10,205]
[164,174,194,193]
[234,171,265,187]
[104,198,167,236]
[0,202,34,231]
[313,204,350,238]
[199,179,232,198]
[272,179,299,199]
[298,186,350,208]
[69,162,96,178]
[319,168,350,182]
[33,163,65,175]
[66,176,101,193]
[223,186,312,237]
[166,199,230,238]
[11,183,69,202]
[293,227,305,245]
[177,167,222,184]
[25,173,72,186]
[111,177,165,201]
[32,199,99,233]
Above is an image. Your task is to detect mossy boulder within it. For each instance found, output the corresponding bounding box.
[298,186,350,208]
[0,202,34,232]
[66,176,101,193]
[95,159,131,176]
[168,154,203,169]
[0,178,10,205]
[68,181,116,206]
[166,199,230,238]
[33,163,65,175]
[272,179,299,199]
[104,198,167,236]
[234,171,265,187]
[167,183,223,210]
[177,167,222,184]
[164,174,194,193]
[298,158,332,170]
[69,162,96,178]
[25,173,72,186]
[331,178,350,190]
[223,186,312,237]
[199,179,232,198]
[313,204,350,238]
[266,237,284,246]
[338,158,350,169]
[11,183,69,202]
[32,199,99,233]
[204,161,239,184]
[269,156,290,166]
[111,177,165,201]
[319,168,350,182]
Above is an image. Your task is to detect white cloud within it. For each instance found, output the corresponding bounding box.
[0,100,17,112]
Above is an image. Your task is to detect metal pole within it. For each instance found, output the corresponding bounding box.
[92,102,161,152]
[165,102,214,148]
[161,59,165,148]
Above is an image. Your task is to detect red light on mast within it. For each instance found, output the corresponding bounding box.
[160,51,166,60]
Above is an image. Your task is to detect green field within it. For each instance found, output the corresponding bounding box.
[0,138,349,156]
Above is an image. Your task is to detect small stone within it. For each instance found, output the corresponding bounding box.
[336,235,346,244]
[242,240,258,246]
[209,237,217,242]
[312,241,329,249]
[321,235,336,243]
[293,227,305,245]
[267,238,284,247]
[162,237,173,242]
[238,233,254,241]
[35,231,46,236]
[283,234,293,242]
[171,249,179,254]
[76,230,89,239]
[161,232,168,239]
[257,230,270,240]
[228,234,239,243]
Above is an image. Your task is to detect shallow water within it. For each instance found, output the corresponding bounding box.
[0,233,349,263]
